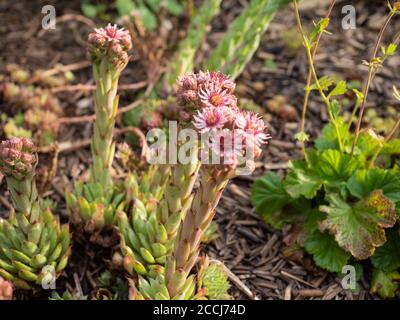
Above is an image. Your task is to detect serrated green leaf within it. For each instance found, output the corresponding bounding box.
[315,118,350,151]
[370,269,400,298]
[310,75,334,91]
[294,131,309,142]
[328,81,347,98]
[304,210,350,273]
[347,168,400,203]
[381,139,400,155]
[318,149,361,185]
[319,191,396,260]
[251,172,290,215]
[283,160,322,199]
[309,18,330,43]
[371,228,400,272]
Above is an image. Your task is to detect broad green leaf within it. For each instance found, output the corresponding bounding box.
[304,210,350,273]
[355,129,383,157]
[371,228,400,272]
[347,169,400,203]
[283,160,322,199]
[328,81,347,98]
[370,269,400,298]
[381,139,400,155]
[251,172,290,215]
[315,118,350,151]
[317,149,361,192]
[319,191,396,259]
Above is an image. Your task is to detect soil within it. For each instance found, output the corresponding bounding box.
[0,0,399,300]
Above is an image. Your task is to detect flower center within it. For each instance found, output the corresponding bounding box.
[206,114,219,126]
[210,94,225,106]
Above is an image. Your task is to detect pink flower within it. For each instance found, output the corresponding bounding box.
[193,107,230,133]
[207,71,235,93]
[199,84,228,108]
[235,111,271,146]
[95,24,130,43]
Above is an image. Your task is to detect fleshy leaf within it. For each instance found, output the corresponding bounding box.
[347,169,400,203]
[283,160,322,199]
[319,191,396,260]
[304,210,350,273]
[371,228,400,272]
[370,269,400,298]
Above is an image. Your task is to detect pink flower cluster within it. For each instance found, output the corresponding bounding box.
[177,71,270,168]
[88,24,132,67]
[0,137,36,176]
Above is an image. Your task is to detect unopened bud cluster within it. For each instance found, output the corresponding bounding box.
[88,23,132,67]
[0,137,36,176]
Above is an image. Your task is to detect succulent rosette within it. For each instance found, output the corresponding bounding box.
[0,138,70,289]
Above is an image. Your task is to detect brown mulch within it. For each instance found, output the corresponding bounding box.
[1,0,399,300]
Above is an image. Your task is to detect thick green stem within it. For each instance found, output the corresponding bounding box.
[5,173,39,222]
[90,61,121,188]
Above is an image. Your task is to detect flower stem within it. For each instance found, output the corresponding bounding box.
[299,0,336,163]
[294,0,344,153]
[351,11,396,156]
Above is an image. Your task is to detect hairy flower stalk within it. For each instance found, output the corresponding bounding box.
[0,276,13,300]
[122,71,269,299]
[88,23,132,187]
[0,138,70,289]
[165,72,270,298]
[66,24,132,230]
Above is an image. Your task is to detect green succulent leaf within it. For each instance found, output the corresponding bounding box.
[370,269,400,298]
[347,168,400,203]
[319,191,396,260]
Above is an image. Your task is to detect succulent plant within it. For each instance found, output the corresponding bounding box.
[120,71,269,299]
[0,138,70,289]
[66,24,132,231]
